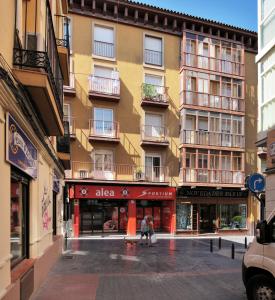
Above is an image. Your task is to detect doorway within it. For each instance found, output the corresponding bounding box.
[199,204,216,233]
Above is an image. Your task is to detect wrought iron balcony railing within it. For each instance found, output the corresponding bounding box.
[57,121,70,154]
[56,38,69,48]
[13,48,63,117]
[180,90,245,112]
[180,129,245,148]
[179,168,244,185]
[141,83,168,104]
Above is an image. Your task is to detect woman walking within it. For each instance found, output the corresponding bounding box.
[147,216,155,247]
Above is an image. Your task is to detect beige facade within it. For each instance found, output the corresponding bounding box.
[0,0,69,299]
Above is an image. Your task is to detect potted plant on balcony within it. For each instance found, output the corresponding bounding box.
[135,167,144,181]
[143,84,156,101]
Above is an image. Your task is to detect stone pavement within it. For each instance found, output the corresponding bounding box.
[31,238,248,300]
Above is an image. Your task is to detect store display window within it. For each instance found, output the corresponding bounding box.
[219,204,247,230]
[176,203,192,230]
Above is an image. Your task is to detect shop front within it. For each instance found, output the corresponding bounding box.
[68,184,176,236]
[176,188,251,234]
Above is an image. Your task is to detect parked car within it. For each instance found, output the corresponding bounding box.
[242,209,275,300]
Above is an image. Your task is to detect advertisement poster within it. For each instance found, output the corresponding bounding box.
[6,113,37,179]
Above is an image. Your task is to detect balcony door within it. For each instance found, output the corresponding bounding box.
[145,154,162,182]
[94,108,114,137]
[63,103,72,134]
[221,155,231,183]
[145,113,163,139]
[144,74,163,100]
[197,77,209,106]
[221,116,231,147]
[93,150,114,180]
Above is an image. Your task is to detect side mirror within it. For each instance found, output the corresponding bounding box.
[256,220,270,244]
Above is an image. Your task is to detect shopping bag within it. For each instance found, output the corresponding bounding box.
[151,234,157,244]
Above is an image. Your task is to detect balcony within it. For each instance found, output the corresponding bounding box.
[64,115,76,139]
[180,130,245,149]
[57,121,71,169]
[180,91,244,113]
[93,40,115,59]
[141,125,169,147]
[89,75,120,102]
[141,83,169,108]
[66,162,169,183]
[179,168,245,187]
[181,53,244,77]
[89,120,120,143]
[13,48,64,135]
[56,38,70,85]
[64,73,76,96]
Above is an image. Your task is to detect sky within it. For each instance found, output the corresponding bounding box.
[136,0,258,32]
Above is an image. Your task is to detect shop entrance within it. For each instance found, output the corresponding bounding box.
[80,200,127,234]
[199,204,216,233]
[136,201,162,232]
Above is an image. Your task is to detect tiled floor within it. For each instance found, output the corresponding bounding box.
[31,238,248,300]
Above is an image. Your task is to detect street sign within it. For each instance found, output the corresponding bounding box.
[246,173,265,193]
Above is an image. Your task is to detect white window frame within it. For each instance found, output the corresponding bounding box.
[143,32,164,69]
[92,22,116,61]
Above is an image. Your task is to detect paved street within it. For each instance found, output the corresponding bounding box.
[31,238,248,300]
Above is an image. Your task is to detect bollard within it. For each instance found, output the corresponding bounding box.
[210,239,213,252]
[245,237,247,249]
[231,243,235,259]
[218,237,222,250]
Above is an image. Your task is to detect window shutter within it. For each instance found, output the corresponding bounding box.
[94,26,114,44]
[145,36,162,52]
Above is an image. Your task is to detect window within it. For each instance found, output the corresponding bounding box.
[176,203,192,230]
[63,17,72,50]
[145,113,163,139]
[262,0,275,20]
[91,66,119,95]
[144,35,163,66]
[143,74,164,101]
[219,204,247,230]
[145,154,162,181]
[93,150,114,180]
[93,25,114,58]
[63,104,72,134]
[10,172,29,267]
[93,108,114,137]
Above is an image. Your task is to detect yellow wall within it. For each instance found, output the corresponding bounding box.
[67,15,180,185]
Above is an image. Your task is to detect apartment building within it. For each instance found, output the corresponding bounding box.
[257,0,275,217]
[0,0,70,299]
[64,0,258,237]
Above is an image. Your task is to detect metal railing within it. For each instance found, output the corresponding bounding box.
[57,121,70,154]
[180,130,245,148]
[180,90,244,112]
[56,38,69,48]
[13,1,63,118]
[180,168,245,185]
[181,53,244,77]
[89,75,120,96]
[93,40,114,58]
[89,119,119,139]
[141,83,168,103]
[66,162,169,182]
[141,125,168,142]
[144,49,162,66]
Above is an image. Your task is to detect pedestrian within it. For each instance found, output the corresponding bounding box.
[140,216,148,245]
[147,215,155,247]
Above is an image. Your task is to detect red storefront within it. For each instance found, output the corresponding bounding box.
[69,184,176,236]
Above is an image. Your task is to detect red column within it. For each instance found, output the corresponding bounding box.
[170,200,176,234]
[74,199,80,237]
[127,200,136,236]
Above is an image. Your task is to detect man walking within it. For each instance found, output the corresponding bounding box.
[140,216,148,245]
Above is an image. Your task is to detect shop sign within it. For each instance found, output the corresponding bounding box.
[53,170,60,193]
[74,185,176,200]
[177,188,248,198]
[6,113,37,179]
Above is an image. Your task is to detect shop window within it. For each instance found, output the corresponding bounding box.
[10,173,29,266]
[176,203,192,230]
[219,204,247,230]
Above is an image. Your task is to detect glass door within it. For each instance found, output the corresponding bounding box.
[145,113,163,140]
[94,108,114,137]
[145,155,161,182]
[92,207,104,233]
[200,204,216,233]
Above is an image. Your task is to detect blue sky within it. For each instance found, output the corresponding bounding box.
[137,0,258,32]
